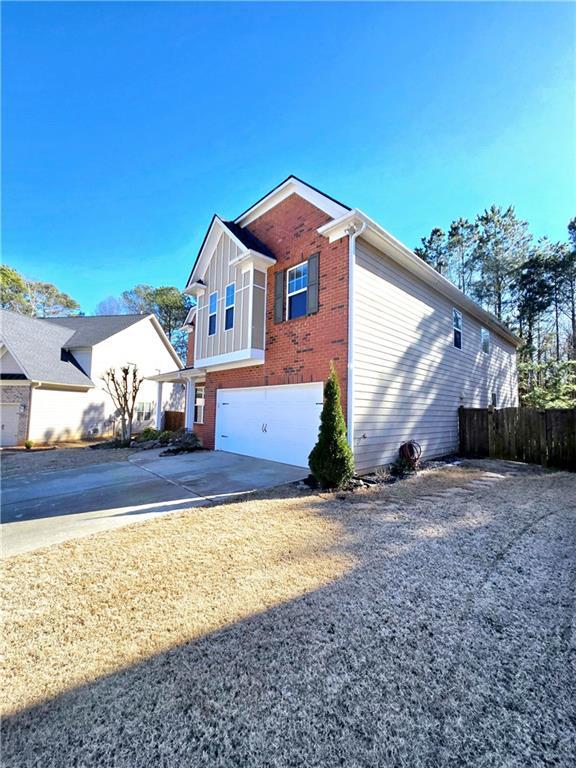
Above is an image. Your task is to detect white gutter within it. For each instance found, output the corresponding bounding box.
[319,209,521,347]
[346,220,366,449]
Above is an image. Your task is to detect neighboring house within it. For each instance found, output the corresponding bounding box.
[0,312,184,446]
[152,176,521,472]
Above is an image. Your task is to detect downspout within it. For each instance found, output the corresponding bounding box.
[346,220,366,450]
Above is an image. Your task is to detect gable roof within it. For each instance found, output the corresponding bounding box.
[185,215,276,290]
[43,314,145,347]
[221,220,275,258]
[185,177,347,289]
[0,310,94,387]
[233,175,351,226]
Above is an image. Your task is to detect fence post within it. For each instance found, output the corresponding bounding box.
[458,406,465,456]
[487,406,495,457]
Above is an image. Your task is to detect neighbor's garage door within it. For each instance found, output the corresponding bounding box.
[215,383,324,467]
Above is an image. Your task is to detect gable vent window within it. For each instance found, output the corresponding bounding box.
[225,283,235,331]
[208,291,218,336]
[481,327,491,355]
[453,309,462,349]
[287,262,308,320]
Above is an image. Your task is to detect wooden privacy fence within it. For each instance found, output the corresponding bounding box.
[163,410,185,432]
[459,407,576,471]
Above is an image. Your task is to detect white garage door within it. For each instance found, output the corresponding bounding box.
[1,404,20,447]
[215,383,324,467]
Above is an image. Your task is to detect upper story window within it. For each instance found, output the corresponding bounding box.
[225,282,235,331]
[208,291,218,336]
[481,327,490,355]
[287,261,308,320]
[453,309,462,349]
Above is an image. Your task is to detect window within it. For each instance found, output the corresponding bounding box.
[208,291,217,336]
[194,385,205,424]
[491,392,497,408]
[225,283,235,331]
[481,327,490,355]
[287,261,308,320]
[453,309,462,349]
[136,402,153,422]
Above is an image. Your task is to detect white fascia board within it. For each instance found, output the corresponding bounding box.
[235,177,349,227]
[184,282,206,298]
[195,348,265,371]
[0,340,31,380]
[229,250,276,272]
[145,315,184,369]
[318,209,521,347]
[187,216,253,289]
[147,367,205,383]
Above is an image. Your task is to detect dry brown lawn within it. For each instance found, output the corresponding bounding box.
[2,460,575,767]
[0,444,133,478]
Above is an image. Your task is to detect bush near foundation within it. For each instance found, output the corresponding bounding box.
[308,364,354,490]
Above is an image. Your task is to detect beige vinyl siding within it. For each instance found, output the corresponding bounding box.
[252,270,266,350]
[196,233,253,361]
[353,240,518,471]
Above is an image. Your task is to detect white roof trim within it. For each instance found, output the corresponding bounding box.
[234,176,349,227]
[186,216,272,289]
[147,367,205,383]
[318,210,521,347]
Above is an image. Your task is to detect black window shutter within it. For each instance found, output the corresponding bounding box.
[274,270,285,324]
[307,252,320,315]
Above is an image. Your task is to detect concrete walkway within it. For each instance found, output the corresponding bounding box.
[1,450,305,557]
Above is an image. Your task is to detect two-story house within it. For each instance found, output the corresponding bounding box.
[153,176,519,472]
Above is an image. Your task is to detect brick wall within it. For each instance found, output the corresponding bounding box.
[192,193,350,449]
[0,384,31,444]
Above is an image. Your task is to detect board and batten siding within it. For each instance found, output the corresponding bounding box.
[195,231,265,362]
[353,240,518,472]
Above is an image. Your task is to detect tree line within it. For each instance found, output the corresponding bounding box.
[414,207,576,407]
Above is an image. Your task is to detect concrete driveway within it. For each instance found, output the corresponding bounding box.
[1,450,306,557]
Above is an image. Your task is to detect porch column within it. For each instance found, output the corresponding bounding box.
[185,379,195,432]
[155,381,164,431]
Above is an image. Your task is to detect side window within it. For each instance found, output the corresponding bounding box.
[481,327,490,354]
[136,402,152,422]
[194,385,205,424]
[225,283,235,331]
[208,291,217,336]
[453,309,462,349]
[286,262,308,320]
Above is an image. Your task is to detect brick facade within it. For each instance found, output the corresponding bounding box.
[189,193,350,449]
[0,384,32,445]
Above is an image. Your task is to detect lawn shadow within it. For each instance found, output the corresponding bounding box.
[3,467,574,768]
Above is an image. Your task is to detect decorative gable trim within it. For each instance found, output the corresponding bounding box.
[234,176,350,227]
[185,215,276,290]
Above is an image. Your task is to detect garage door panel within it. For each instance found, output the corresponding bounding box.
[216,383,323,467]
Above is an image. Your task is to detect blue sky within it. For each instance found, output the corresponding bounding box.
[3,2,575,313]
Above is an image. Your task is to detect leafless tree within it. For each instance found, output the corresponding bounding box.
[101,365,144,443]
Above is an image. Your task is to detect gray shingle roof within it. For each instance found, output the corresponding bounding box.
[0,310,94,387]
[43,314,145,347]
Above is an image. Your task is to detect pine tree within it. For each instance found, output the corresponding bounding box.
[414,228,448,274]
[308,364,354,489]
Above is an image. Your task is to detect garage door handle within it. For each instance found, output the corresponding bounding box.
[261,423,268,433]
[220,435,228,438]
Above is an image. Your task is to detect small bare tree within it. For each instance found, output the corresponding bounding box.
[101,365,144,443]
